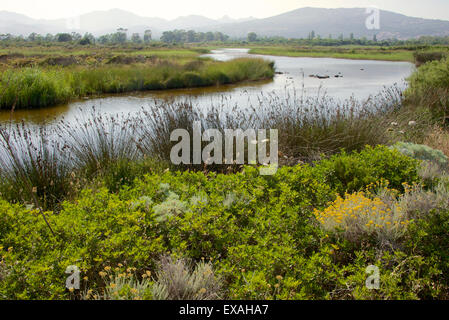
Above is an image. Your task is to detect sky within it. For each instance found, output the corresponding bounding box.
[2,0,449,21]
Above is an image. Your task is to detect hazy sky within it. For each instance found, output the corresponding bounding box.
[2,0,449,21]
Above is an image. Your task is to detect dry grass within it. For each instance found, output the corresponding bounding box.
[424,126,449,158]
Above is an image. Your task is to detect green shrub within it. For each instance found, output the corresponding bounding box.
[0,190,166,299]
[414,51,447,67]
[406,209,449,297]
[2,146,444,300]
[314,145,420,195]
[180,72,206,87]
[0,164,332,299]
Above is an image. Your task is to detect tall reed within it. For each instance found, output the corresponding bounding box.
[57,109,139,177]
[0,123,73,211]
[0,87,402,210]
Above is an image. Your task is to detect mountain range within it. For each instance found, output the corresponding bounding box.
[1,7,449,40]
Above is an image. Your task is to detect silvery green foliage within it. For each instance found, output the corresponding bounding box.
[152,255,221,300]
[392,142,448,169]
[153,192,187,222]
[418,161,444,185]
[130,196,153,212]
[158,183,171,195]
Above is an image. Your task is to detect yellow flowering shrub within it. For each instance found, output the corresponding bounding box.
[314,192,410,244]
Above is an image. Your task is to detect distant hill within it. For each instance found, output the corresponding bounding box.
[1,7,449,39]
[0,9,255,38]
[205,7,449,40]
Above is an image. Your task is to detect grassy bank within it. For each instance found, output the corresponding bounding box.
[0,57,275,109]
[249,46,423,62]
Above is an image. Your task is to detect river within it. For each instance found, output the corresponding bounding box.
[0,48,415,125]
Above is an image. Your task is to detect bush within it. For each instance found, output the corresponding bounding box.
[406,208,449,297]
[314,145,420,195]
[180,72,206,87]
[392,181,449,219]
[414,51,447,67]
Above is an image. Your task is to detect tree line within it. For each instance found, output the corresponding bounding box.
[2,29,449,46]
[0,29,229,45]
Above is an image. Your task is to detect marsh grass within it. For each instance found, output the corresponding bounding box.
[57,109,140,177]
[135,87,402,167]
[424,126,449,158]
[0,58,275,109]
[251,88,402,161]
[0,123,73,211]
[0,68,73,109]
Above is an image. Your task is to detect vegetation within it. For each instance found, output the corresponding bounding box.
[407,56,449,120]
[249,45,428,62]
[414,51,448,66]
[1,39,449,300]
[4,146,449,300]
[0,86,409,210]
[391,142,448,169]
